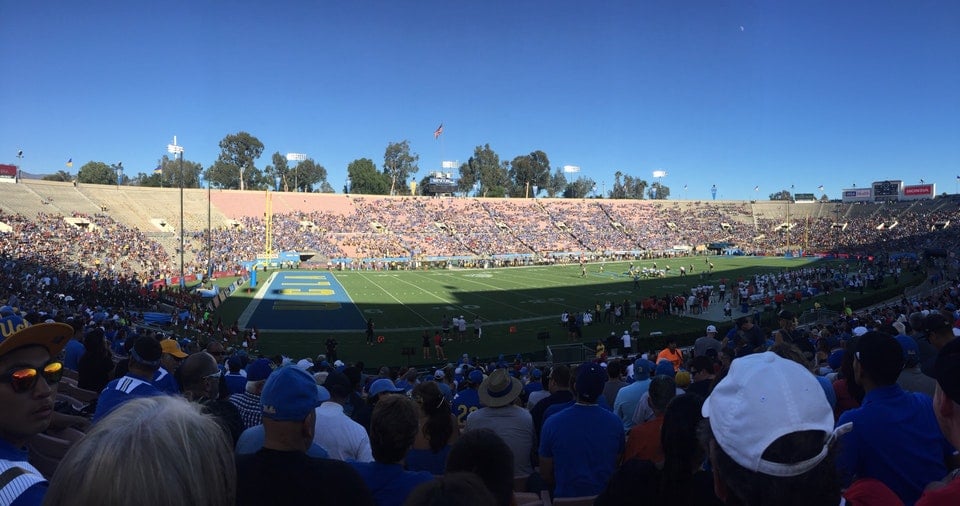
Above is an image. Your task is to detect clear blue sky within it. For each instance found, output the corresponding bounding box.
[2,1,958,200]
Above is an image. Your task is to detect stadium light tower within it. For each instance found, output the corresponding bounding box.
[286,152,307,191]
[652,170,667,199]
[167,136,185,289]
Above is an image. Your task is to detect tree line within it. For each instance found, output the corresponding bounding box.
[52,131,670,199]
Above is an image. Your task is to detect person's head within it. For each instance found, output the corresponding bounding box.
[368,378,404,404]
[547,364,571,392]
[446,429,514,506]
[404,472,497,506]
[607,359,622,379]
[129,336,163,377]
[923,311,957,349]
[660,393,707,488]
[205,341,226,361]
[477,369,522,408]
[413,381,454,453]
[574,362,606,404]
[895,334,921,369]
[633,358,655,381]
[690,355,715,382]
[737,317,754,330]
[648,375,677,414]
[0,321,72,446]
[83,327,107,353]
[160,338,188,372]
[667,337,678,351]
[701,352,840,506]
[179,352,222,401]
[323,371,353,403]
[244,358,273,395]
[853,331,904,390]
[932,337,960,446]
[45,395,235,506]
[769,342,812,372]
[369,394,420,464]
[260,365,321,452]
[777,310,796,329]
[706,325,718,337]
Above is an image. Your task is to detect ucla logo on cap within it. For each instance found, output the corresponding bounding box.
[0,315,29,341]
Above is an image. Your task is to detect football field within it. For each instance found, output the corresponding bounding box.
[214,256,919,366]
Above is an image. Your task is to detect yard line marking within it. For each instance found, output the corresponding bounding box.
[352,271,435,325]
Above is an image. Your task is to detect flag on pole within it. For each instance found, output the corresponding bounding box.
[683,184,688,190]
[817,185,824,191]
[433,123,443,139]
[754,185,759,191]
[65,158,73,168]
[154,165,162,175]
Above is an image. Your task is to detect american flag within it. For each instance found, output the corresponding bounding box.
[433,123,443,139]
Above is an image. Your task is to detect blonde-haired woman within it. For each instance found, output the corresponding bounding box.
[44,395,235,506]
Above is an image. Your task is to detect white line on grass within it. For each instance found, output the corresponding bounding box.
[237,271,277,328]
[353,271,435,325]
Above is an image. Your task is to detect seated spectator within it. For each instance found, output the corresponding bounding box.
[896,334,936,398]
[404,472,497,506]
[314,370,373,463]
[92,336,164,424]
[624,374,676,465]
[351,395,434,506]
[236,365,374,506]
[229,358,272,430]
[597,393,722,506]
[539,362,623,498]
[76,326,114,392]
[446,429,515,506]
[0,320,74,506]
[224,356,247,396]
[916,338,960,504]
[701,351,843,506]
[236,384,330,459]
[45,396,235,506]
[613,359,655,431]
[836,332,954,505]
[465,369,535,481]
[407,381,459,474]
[179,351,243,445]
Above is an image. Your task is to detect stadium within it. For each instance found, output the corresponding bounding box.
[0,176,954,364]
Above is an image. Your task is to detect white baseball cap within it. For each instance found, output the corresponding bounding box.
[706,325,717,333]
[702,352,835,477]
[852,326,869,337]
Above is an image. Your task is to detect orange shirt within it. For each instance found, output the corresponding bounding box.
[657,348,683,371]
[623,414,665,464]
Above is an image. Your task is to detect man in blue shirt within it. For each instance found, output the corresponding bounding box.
[92,336,164,424]
[539,362,624,499]
[0,318,73,506]
[61,320,85,371]
[836,331,955,505]
[351,395,433,506]
[452,369,483,426]
[613,358,655,431]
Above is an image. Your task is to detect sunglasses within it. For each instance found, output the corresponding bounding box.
[204,370,223,381]
[0,361,64,394]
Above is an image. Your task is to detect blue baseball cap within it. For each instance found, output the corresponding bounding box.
[575,363,606,403]
[246,358,274,382]
[633,358,656,377]
[531,368,542,379]
[368,378,404,397]
[468,369,484,384]
[261,366,320,421]
[655,360,676,378]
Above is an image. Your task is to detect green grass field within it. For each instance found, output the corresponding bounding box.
[212,256,921,368]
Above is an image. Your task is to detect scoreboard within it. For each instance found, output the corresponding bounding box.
[872,180,902,201]
[426,172,458,195]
